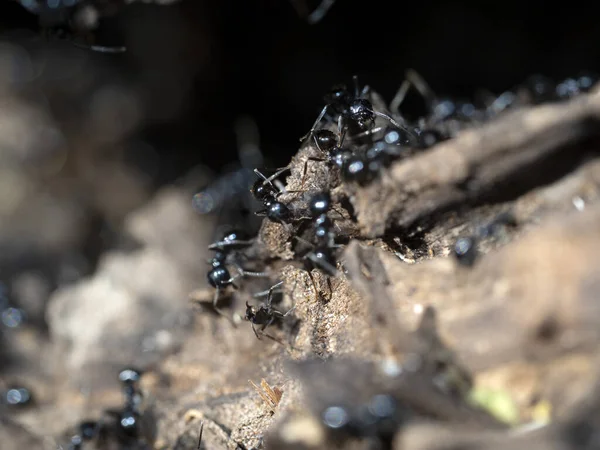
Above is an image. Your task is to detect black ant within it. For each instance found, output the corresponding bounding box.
[245,281,296,342]
[291,358,411,449]
[341,127,413,185]
[207,230,269,322]
[303,76,414,144]
[251,169,309,225]
[18,0,127,53]
[293,192,343,300]
[102,367,145,442]
[64,368,146,450]
[391,69,481,148]
[454,211,517,267]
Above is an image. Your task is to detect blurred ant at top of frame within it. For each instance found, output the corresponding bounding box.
[15,0,127,53]
[288,0,338,25]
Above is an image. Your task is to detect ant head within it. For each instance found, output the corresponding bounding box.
[346,99,375,132]
[251,178,277,202]
[245,302,256,321]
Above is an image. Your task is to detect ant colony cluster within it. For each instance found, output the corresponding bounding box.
[187,69,597,448]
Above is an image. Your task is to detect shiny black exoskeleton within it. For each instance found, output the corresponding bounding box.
[302,192,339,277]
[251,171,292,224]
[245,281,295,341]
[207,251,233,290]
[206,230,268,320]
[305,76,413,144]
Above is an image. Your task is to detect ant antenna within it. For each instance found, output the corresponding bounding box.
[405,69,437,106]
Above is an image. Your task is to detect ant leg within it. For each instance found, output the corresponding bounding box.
[300,105,329,142]
[273,304,296,319]
[326,277,333,301]
[260,317,275,333]
[251,323,262,340]
[261,331,287,346]
[307,0,337,24]
[371,110,417,137]
[390,79,411,115]
[253,285,284,298]
[233,264,270,278]
[265,281,284,308]
[305,252,339,277]
[208,239,254,251]
[350,126,384,140]
[254,168,279,188]
[262,166,291,184]
[293,157,326,195]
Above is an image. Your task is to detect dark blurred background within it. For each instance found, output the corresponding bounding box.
[1,0,600,427]
[2,0,599,186]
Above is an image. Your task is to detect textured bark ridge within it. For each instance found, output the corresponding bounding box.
[6,87,600,450]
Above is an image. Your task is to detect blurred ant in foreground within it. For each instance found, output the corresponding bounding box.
[17,0,126,53]
[245,281,296,343]
[453,211,518,267]
[64,368,151,449]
